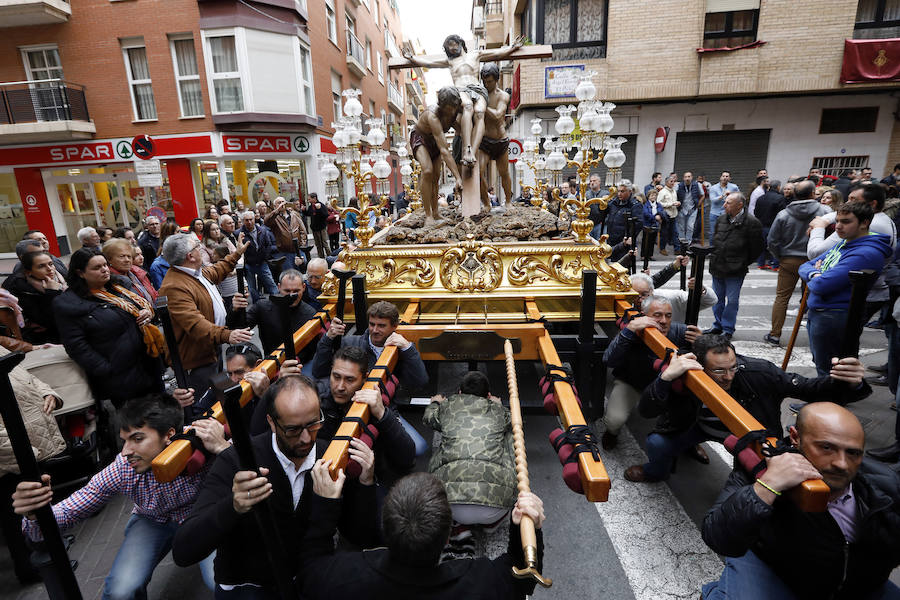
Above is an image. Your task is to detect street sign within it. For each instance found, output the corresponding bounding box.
[137,173,163,187]
[508,139,523,162]
[132,135,156,160]
[146,206,166,222]
[134,159,161,174]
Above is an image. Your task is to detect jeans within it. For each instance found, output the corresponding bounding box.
[643,423,709,481]
[397,413,428,457]
[708,210,723,244]
[676,210,697,250]
[702,549,900,599]
[244,262,278,301]
[712,274,746,334]
[103,514,215,600]
[769,256,805,338]
[756,227,779,268]
[807,308,848,377]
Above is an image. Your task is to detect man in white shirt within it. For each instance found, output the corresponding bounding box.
[708,171,741,238]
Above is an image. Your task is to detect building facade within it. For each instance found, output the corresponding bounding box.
[0,0,407,256]
[471,0,900,200]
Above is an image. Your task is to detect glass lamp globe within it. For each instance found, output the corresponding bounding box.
[530,118,542,136]
[347,124,361,146]
[555,105,576,136]
[603,137,627,168]
[373,158,391,179]
[595,102,615,134]
[396,145,408,159]
[366,119,386,147]
[342,89,363,118]
[575,72,597,102]
[324,162,340,182]
[400,163,412,177]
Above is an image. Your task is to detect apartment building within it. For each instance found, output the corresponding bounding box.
[472,0,900,197]
[0,0,407,255]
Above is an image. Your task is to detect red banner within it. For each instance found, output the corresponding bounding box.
[15,168,60,256]
[511,65,521,112]
[840,38,900,83]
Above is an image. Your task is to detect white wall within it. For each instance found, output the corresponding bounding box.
[244,29,302,114]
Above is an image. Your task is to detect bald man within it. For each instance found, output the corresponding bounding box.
[702,403,900,599]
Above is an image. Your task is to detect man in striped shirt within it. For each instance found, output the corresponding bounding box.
[11,392,228,600]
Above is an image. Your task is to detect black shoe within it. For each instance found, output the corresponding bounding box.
[763,334,780,346]
[867,442,900,463]
[685,444,710,465]
[866,374,889,386]
[703,327,723,335]
[869,363,889,374]
[723,333,733,341]
[602,431,618,450]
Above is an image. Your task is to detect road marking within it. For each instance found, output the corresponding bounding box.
[595,428,723,600]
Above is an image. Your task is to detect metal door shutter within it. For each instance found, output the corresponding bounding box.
[673,129,771,192]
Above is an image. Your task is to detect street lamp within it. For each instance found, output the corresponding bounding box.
[320,88,394,248]
[398,140,423,213]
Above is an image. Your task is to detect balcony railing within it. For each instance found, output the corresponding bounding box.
[387,81,403,112]
[406,77,423,100]
[0,79,89,124]
[384,29,401,57]
[347,30,365,64]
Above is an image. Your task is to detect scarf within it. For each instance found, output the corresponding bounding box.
[92,285,165,358]
[0,289,24,328]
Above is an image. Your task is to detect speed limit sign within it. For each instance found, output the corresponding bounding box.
[508,139,523,162]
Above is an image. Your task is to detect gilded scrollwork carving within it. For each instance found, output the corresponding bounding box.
[439,238,503,292]
[508,255,554,285]
[393,257,436,287]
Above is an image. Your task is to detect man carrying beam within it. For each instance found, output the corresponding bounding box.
[702,402,900,599]
[12,393,227,599]
[172,374,378,597]
[624,334,870,483]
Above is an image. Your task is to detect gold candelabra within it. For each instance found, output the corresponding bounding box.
[403,158,423,213]
[330,156,387,249]
[550,146,615,244]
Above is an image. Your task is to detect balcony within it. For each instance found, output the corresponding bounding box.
[387,81,403,113]
[384,30,401,57]
[345,30,367,78]
[484,0,504,48]
[0,0,70,27]
[0,80,95,143]
[405,76,423,102]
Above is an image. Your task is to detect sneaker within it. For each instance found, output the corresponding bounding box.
[660,249,669,256]
[785,308,799,317]
[763,334,780,346]
[703,327,723,335]
[869,363,888,374]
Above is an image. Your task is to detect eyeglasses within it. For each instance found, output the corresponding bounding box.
[707,365,740,376]
[273,410,325,439]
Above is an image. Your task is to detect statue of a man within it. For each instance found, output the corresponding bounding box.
[478,62,512,208]
[409,86,464,226]
[402,35,522,169]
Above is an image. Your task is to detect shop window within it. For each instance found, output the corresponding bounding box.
[702,7,759,49]
[170,36,204,118]
[819,107,879,134]
[205,34,244,113]
[121,38,157,121]
[0,174,28,254]
[536,0,607,59]
[299,44,314,116]
[854,0,900,38]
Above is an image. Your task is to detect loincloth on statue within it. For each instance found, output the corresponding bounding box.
[409,127,440,161]
[458,83,489,106]
[479,136,510,161]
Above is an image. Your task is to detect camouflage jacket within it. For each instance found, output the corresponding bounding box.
[423,393,517,509]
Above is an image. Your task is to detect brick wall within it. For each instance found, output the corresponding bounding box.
[0,0,214,139]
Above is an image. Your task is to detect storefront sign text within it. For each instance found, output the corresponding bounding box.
[223,135,311,154]
[545,65,585,99]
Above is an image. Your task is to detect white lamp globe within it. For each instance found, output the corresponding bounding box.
[373,158,391,179]
[396,145,408,158]
[342,89,363,118]
[400,163,412,177]
[575,73,597,102]
[530,118,542,136]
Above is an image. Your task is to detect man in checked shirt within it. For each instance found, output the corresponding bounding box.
[11,392,229,600]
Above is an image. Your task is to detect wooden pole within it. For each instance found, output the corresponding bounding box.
[503,339,552,588]
[781,287,809,372]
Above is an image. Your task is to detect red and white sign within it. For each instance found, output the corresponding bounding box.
[508,138,523,163]
[224,135,292,153]
[0,134,213,167]
[654,127,668,154]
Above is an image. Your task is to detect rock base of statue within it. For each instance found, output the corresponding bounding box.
[381,204,572,245]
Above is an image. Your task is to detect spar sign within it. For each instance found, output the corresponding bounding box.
[0,134,214,167]
[223,134,312,154]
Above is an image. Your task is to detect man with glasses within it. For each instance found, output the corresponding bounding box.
[302,258,328,310]
[173,374,378,597]
[247,269,319,357]
[623,334,870,483]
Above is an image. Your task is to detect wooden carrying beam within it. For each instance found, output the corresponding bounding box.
[151,308,333,483]
[388,44,553,70]
[612,300,829,511]
[323,345,399,479]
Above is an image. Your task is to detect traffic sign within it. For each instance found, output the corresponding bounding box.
[132,135,156,160]
[508,138,523,162]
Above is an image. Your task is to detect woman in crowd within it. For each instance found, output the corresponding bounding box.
[189,218,205,242]
[103,238,157,303]
[326,205,341,251]
[201,220,224,265]
[54,249,164,408]
[204,205,219,221]
[820,188,843,211]
[112,226,137,247]
[5,251,67,344]
[148,222,180,288]
[98,227,114,243]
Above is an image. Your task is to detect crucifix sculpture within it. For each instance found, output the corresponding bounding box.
[392,36,552,220]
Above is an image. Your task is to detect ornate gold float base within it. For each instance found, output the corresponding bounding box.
[321,235,636,323]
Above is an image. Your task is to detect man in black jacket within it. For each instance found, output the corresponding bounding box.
[600,295,701,451]
[304,192,330,259]
[298,469,545,600]
[752,179,786,270]
[172,374,378,597]
[627,334,870,484]
[707,193,765,340]
[246,269,319,357]
[701,402,900,600]
[137,215,161,268]
[239,210,278,300]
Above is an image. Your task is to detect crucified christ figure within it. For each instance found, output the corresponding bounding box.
[402,34,523,169]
